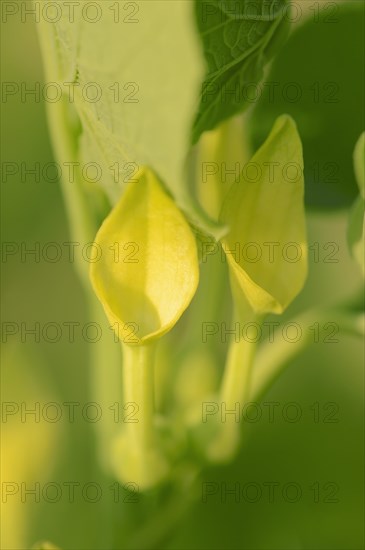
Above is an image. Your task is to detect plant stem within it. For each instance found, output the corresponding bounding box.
[89,301,122,471]
[220,335,258,407]
[205,302,259,462]
[121,343,156,452]
[36,20,98,285]
[114,342,170,490]
[250,307,365,402]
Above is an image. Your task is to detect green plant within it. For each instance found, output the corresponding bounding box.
[34,0,364,547]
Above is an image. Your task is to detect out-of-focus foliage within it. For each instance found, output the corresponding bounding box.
[251,1,365,209]
[1,2,364,550]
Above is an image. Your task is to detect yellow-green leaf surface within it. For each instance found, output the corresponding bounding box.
[37,1,224,237]
[220,115,308,314]
[90,168,199,344]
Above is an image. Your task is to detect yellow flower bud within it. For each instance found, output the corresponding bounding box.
[220,115,308,315]
[90,167,199,344]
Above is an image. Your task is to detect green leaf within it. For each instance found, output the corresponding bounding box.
[192,0,290,143]
[90,167,199,344]
[220,115,307,314]
[36,1,225,238]
[250,2,365,209]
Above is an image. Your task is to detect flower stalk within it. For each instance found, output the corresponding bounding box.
[220,328,258,411]
[121,343,157,454]
[111,341,170,490]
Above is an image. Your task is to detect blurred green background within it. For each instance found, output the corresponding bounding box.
[1,2,364,549]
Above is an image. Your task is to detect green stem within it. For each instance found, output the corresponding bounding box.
[121,343,157,452]
[36,19,119,545]
[89,301,122,470]
[205,302,260,462]
[220,335,258,407]
[45,97,96,244]
[250,307,365,402]
[115,343,169,490]
[36,20,98,285]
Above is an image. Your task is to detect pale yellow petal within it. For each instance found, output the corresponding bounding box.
[90,167,199,344]
[220,115,308,314]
